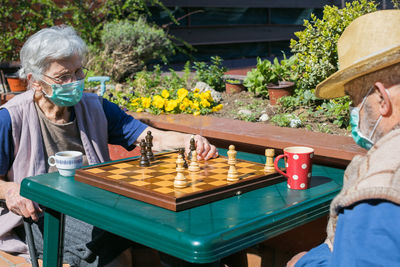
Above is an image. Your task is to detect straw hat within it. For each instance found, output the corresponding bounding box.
[315,10,400,99]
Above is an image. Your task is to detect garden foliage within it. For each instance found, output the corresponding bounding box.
[0,0,174,61]
[290,0,377,93]
[244,54,297,97]
[193,56,227,92]
[270,0,377,130]
[88,18,174,82]
[106,59,223,116]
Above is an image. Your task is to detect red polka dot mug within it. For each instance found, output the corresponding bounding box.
[274,146,314,190]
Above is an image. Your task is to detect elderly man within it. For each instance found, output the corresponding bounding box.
[0,25,217,266]
[287,10,400,267]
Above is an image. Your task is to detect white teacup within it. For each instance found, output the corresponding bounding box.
[48,151,83,177]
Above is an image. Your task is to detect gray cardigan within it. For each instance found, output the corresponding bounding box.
[0,90,110,255]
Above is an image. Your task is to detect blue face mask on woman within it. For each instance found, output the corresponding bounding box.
[349,86,384,150]
[42,79,84,107]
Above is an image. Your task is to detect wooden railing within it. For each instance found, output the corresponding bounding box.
[131,112,366,169]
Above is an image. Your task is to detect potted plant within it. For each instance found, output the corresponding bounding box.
[244,54,297,105]
[223,75,246,94]
[5,72,27,92]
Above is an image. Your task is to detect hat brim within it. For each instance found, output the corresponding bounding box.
[315,45,400,99]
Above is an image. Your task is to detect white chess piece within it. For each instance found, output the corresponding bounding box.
[188,150,200,172]
[227,145,239,181]
[174,154,188,188]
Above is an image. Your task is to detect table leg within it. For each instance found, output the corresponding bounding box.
[43,208,65,267]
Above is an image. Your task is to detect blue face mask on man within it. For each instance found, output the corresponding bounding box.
[349,86,384,150]
[42,79,84,107]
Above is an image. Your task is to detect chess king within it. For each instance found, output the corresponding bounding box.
[0,25,218,266]
[288,10,400,266]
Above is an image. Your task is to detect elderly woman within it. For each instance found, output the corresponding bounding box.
[0,25,217,266]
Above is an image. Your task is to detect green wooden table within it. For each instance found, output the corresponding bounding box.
[20,149,344,267]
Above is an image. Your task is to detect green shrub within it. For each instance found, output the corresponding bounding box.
[193,56,227,92]
[129,62,193,97]
[243,54,297,97]
[290,0,377,93]
[0,0,173,62]
[90,18,174,82]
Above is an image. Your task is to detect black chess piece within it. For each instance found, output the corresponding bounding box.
[178,148,188,168]
[139,139,150,167]
[145,131,154,161]
[187,136,196,161]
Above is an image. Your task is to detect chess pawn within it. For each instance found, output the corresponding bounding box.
[264,148,276,173]
[188,150,200,172]
[227,145,239,181]
[174,154,188,188]
[178,148,188,168]
[139,139,150,167]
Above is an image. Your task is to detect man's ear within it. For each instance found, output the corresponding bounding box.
[374,82,391,116]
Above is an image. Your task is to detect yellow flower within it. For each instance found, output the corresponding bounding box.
[200,91,213,101]
[165,99,178,112]
[131,97,141,106]
[179,103,188,111]
[191,101,200,110]
[152,95,165,109]
[177,88,188,101]
[193,88,200,93]
[136,108,143,113]
[193,111,200,116]
[200,99,210,108]
[212,104,223,112]
[193,93,200,100]
[161,89,170,99]
[141,97,151,108]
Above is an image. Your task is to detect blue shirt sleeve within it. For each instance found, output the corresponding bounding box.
[331,200,400,266]
[102,99,148,150]
[0,108,13,176]
[295,200,400,267]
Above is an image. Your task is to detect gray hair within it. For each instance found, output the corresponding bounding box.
[18,25,87,81]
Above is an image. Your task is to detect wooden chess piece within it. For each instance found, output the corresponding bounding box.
[187,135,196,161]
[227,145,239,181]
[188,150,200,172]
[145,131,154,161]
[174,154,188,188]
[178,148,188,168]
[139,139,150,167]
[264,148,276,173]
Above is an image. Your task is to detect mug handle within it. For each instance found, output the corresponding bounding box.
[274,154,289,178]
[48,156,56,167]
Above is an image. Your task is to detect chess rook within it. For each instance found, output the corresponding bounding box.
[174,154,188,188]
[264,148,276,173]
[188,150,200,172]
[227,145,239,181]
[139,139,150,167]
[145,131,155,161]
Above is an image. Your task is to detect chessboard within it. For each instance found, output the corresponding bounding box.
[75,151,284,211]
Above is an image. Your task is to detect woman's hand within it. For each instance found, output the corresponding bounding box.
[286,251,307,267]
[184,134,218,160]
[5,182,42,221]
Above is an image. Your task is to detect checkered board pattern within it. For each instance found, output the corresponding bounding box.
[75,151,284,211]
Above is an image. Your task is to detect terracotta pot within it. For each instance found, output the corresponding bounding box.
[267,81,295,105]
[225,83,245,94]
[6,77,27,92]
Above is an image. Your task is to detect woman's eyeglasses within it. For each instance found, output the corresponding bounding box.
[43,67,88,84]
